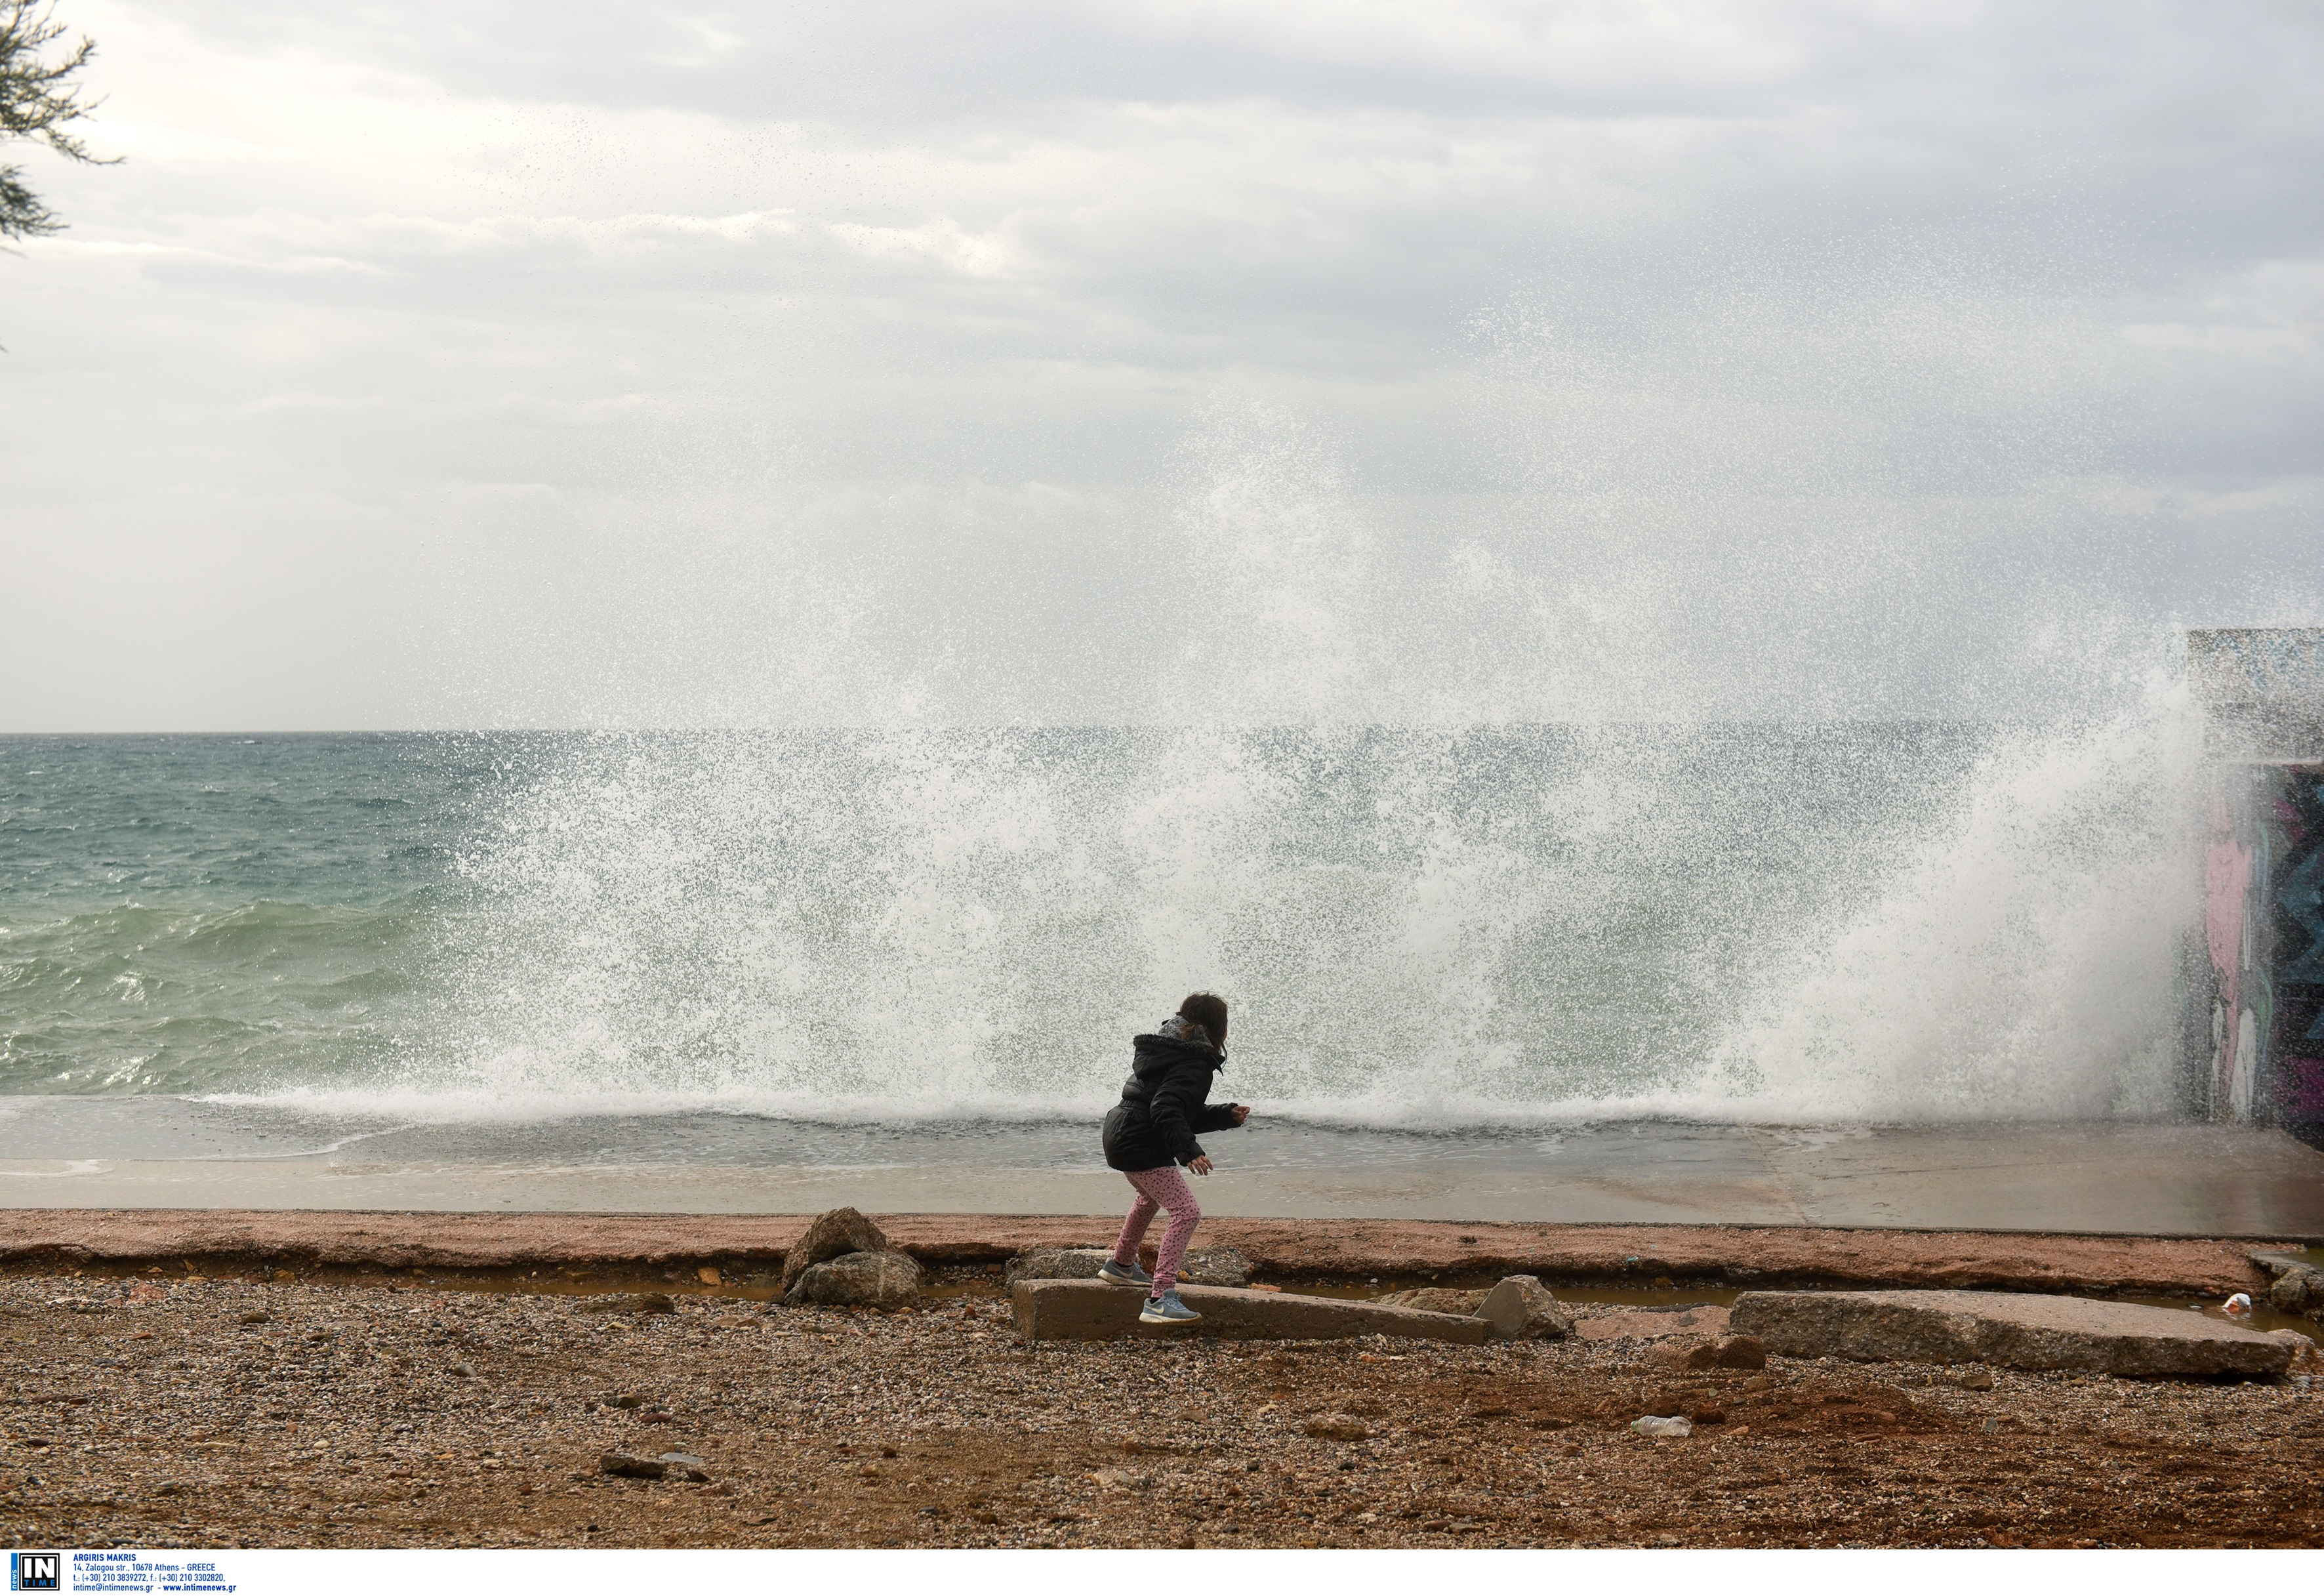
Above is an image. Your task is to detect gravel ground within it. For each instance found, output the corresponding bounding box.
[6,1268,2321,1549]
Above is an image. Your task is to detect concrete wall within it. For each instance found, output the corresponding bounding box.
[2188,629,2324,1142]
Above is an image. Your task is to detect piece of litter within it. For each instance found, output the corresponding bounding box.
[1631,1416,1692,1439]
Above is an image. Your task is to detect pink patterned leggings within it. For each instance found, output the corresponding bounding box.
[1112,1164,1201,1296]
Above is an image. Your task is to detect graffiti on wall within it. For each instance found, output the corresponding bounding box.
[2197,764,2324,1139]
[2273,769,2324,1144]
[2204,780,2265,1121]
[2187,628,2324,1134]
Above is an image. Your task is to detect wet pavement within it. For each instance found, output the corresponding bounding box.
[3,1099,2322,1235]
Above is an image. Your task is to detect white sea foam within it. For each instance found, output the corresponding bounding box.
[327,687,2208,1131]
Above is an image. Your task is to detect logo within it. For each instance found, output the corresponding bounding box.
[10,1554,60,1593]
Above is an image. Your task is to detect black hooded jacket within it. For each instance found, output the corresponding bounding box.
[1100,1019,1244,1172]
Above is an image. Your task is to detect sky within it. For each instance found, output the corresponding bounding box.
[3,0,2320,729]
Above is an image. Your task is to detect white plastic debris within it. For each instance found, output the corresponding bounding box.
[1631,1416,1693,1439]
[2224,1293,2255,1316]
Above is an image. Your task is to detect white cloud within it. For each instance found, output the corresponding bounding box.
[1,0,2319,729]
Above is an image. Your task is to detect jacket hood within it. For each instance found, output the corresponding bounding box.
[1131,1015,1223,1076]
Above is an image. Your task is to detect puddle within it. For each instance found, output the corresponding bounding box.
[2121,1294,2322,1341]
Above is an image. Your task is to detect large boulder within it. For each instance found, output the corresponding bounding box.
[1477,1275,1574,1341]
[785,1249,923,1309]
[780,1207,892,1296]
[1730,1289,2296,1378]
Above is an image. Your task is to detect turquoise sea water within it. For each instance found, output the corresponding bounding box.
[0,721,2197,1128]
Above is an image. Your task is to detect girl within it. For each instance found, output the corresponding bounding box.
[1098,992,1250,1323]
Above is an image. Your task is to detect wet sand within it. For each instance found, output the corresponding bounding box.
[8,1265,2322,1551]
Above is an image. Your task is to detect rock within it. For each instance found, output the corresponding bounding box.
[1011,1280,1492,1344]
[779,1207,893,1296]
[610,1393,645,1408]
[1953,1368,1996,1390]
[451,1360,478,1380]
[577,1292,675,1316]
[1730,1290,2296,1378]
[1631,1416,1692,1439]
[2249,1249,2313,1280]
[1377,1288,1488,1315]
[2270,1330,2324,1374]
[1650,1334,1766,1370]
[1302,1413,1372,1441]
[657,1452,712,1482]
[237,1311,270,1326]
[1003,1246,1253,1287]
[785,1250,923,1309]
[1004,1248,1114,1286]
[599,1452,666,1480]
[2270,1271,2313,1311]
[1476,1276,1573,1341]
[1179,1250,1253,1287]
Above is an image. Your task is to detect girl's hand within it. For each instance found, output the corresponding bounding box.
[1230,1104,1250,1126]
[1190,1155,1214,1176]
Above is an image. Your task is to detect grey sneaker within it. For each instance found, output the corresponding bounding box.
[1139,1289,1200,1324]
[1097,1258,1153,1288]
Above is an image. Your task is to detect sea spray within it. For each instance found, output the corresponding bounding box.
[0,710,2213,1126]
[1706,684,2205,1120]
[389,711,2196,1126]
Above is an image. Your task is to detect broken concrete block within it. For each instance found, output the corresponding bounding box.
[2270,1329,2324,1374]
[1377,1287,1488,1315]
[1004,1246,1252,1288]
[1010,1279,1490,1343]
[1729,1289,2294,1378]
[1177,1249,1254,1287]
[1003,1248,1114,1286]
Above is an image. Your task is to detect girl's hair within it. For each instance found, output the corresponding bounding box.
[1177,991,1229,1049]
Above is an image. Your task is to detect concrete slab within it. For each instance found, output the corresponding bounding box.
[1729,1288,2296,1378]
[1009,1279,1492,1343]
[1574,1304,1732,1341]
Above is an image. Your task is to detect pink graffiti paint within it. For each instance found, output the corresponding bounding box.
[2205,793,2254,1106]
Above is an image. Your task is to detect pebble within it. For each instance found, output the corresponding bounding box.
[5,1269,2317,1550]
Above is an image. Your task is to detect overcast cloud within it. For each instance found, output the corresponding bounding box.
[3,0,2319,729]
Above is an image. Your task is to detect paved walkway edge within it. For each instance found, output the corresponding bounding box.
[0,1210,2292,1295]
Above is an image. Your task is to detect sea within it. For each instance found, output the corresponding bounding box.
[0,716,2209,1212]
